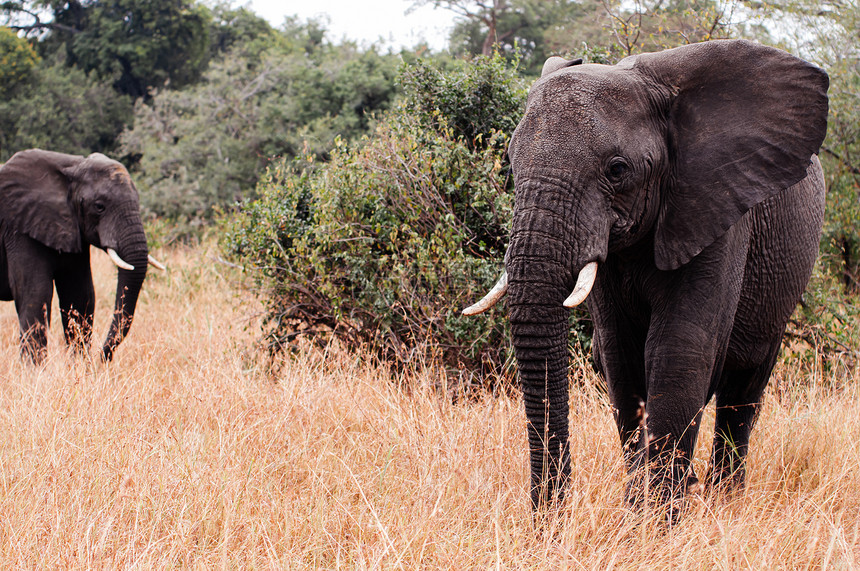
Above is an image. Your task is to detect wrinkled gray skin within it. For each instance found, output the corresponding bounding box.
[502,40,829,514]
[0,149,149,363]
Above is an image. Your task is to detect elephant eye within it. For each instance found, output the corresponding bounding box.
[94,202,106,214]
[606,158,630,181]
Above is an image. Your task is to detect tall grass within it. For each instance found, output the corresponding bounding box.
[0,242,856,568]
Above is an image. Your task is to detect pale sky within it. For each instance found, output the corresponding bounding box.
[248,0,456,51]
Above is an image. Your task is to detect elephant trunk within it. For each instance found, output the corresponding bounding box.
[102,221,148,362]
[509,290,572,509]
[505,172,608,509]
[506,201,579,509]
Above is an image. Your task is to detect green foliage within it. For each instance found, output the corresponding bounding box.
[223,54,527,379]
[785,263,860,376]
[122,22,400,223]
[0,53,132,160]
[0,26,38,97]
[61,0,211,98]
[816,41,860,299]
[398,54,525,149]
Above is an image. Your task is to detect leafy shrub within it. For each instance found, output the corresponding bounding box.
[224,54,526,381]
[398,55,525,150]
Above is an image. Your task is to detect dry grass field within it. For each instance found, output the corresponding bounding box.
[0,241,857,568]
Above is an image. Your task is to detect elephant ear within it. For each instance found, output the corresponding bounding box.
[0,149,83,253]
[631,40,829,270]
[541,56,583,77]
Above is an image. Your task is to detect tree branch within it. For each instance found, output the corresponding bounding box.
[822,146,860,175]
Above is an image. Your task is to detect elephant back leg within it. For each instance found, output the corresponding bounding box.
[727,158,825,370]
[0,230,12,301]
[54,249,95,351]
[716,159,826,489]
[710,338,781,489]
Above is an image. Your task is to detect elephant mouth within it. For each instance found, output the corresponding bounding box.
[462,261,598,315]
[105,248,166,272]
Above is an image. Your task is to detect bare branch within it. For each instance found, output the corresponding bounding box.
[822,146,860,175]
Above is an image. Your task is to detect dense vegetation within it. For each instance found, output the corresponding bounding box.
[0,0,857,374]
[224,54,523,377]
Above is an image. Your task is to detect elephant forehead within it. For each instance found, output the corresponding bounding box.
[512,71,651,162]
[82,155,134,187]
[528,67,636,112]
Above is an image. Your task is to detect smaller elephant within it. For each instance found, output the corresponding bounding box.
[0,149,165,362]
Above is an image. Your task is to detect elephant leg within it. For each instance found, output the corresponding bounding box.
[642,221,751,515]
[596,329,648,467]
[14,281,54,363]
[710,339,782,491]
[601,334,649,507]
[8,235,57,362]
[588,272,650,503]
[54,252,95,352]
[642,332,717,519]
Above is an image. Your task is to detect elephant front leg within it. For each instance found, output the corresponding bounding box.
[587,278,651,506]
[641,366,708,518]
[55,254,96,353]
[641,218,750,518]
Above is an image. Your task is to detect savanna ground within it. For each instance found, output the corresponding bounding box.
[0,241,857,569]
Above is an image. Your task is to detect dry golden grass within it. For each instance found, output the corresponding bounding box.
[0,242,857,568]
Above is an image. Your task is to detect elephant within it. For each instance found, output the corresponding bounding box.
[0,149,165,363]
[463,39,829,516]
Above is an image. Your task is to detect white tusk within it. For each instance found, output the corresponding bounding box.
[107,248,135,271]
[462,271,508,316]
[148,255,166,271]
[563,262,598,308]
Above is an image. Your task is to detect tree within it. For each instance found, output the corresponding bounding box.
[0,53,132,161]
[415,0,621,74]
[2,0,212,98]
[121,20,401,222]
[584,0,743,63]
[206,2,276,59]
[415,0,528,56]
[0,25,39,98]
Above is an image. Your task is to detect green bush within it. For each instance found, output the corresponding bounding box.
[223,54,526,381]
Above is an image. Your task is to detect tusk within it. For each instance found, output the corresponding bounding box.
[107,248,134,271]
[563,262,598,308]
[148,255,166,271]
[462,271,508,316]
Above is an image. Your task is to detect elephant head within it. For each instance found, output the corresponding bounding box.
[0,149,157,361]
[465,40,829,509]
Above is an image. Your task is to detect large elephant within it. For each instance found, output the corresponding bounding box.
[0,149,164,362]
[464,40,829,515]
